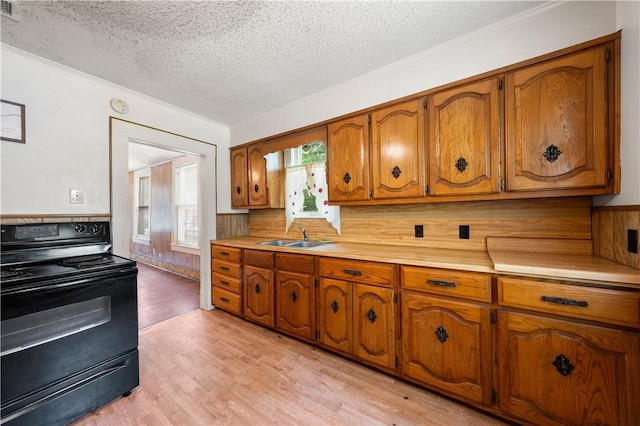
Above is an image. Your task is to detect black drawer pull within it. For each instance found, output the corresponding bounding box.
[220,251,230,256]
[428,279,457,288]
[219,266,229,271]
[541,295,589,308]
[343,269,362,276]
[219,297,230,303]
[219,280,230,286]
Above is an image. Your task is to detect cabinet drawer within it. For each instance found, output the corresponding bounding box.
[318,258,395,287]
[244,249,274,268]
[276,253,315,274]
[212,259,242,278]
[212,286,242,315]
[212,272,242,293]
[402,266,491,303]
[498,277,640,327]
[212,245,241,263]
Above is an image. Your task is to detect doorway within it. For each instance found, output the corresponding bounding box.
[110,118,217,310]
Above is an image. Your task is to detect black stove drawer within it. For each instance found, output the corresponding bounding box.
[1,349,139,426]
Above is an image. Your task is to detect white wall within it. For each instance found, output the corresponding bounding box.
[0,47,233,215]
[231,1,640,206]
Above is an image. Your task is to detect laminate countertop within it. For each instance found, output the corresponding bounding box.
[211,237,640,287]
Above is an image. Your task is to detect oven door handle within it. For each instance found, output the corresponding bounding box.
[0,362,129,425]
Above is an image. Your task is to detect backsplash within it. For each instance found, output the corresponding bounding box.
[249,197,593,252]
[593,205,640,270]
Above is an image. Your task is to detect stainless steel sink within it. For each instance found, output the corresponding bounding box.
[285,240,333,248]
[259,239,333,248]
[259,239,297,246]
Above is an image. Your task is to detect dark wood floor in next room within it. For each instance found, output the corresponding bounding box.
[136,262,200,330]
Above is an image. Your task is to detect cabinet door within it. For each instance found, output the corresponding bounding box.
[353,284,395,370]
[248,145,268,206]
[498,310,640,426]
[371,99,426,199]
[327,114,370,202]
[243,265,274,327]
[318,278,352,354]
[505,46,609,191]
[230,147,248,207]
[428,78,501,196]
[401,292,491,405]
[276,270,315,340]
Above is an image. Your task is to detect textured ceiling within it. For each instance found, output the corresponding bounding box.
[1,1,543,125]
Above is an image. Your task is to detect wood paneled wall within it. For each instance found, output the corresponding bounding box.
[129,162,200,275]
[250,197,593,251]
[216,213,249,239]
[592,205,640,270]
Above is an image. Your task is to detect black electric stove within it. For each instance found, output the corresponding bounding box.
[0,221,139,426]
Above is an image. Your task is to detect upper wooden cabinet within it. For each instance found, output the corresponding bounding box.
[230,145,268,208]
[371,99,426,199]
[427,78,501,196]
[327,114,370,202]
[504,45,611,192]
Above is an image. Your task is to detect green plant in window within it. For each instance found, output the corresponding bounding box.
[301,142,326,164]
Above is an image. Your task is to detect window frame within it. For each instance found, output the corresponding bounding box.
[132,168,151,245]
[171,156,200,254]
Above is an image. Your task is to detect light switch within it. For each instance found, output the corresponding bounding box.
[69,188,85,204]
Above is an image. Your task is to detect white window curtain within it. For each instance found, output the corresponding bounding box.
[285,163,340,235]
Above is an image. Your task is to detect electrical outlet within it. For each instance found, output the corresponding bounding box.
[414,225,424,238]
[69,188,85,204]
[628,229,638,254]
[459,225,470,239]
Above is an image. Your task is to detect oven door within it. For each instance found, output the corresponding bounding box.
[1,268,139,423]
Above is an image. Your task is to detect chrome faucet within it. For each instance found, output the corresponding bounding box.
[297,226,308,241]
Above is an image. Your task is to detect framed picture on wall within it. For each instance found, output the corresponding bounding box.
[1,99,26,143]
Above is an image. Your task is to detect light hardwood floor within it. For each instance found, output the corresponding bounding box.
[75,309,508,426]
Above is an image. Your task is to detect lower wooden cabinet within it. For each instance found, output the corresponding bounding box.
[275,270,315,341]
[401,292,492,405]
[497,310,640,426]
[318,277,396,370]
[243,265,274,327]
[352,283,396,370]
[318,278,352,353]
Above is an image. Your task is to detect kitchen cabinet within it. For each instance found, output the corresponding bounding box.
[243,249,275,326]
[318,258,396,370]
[497,276,640,425]
[427,78,501,196]
[371,98,426,199]
[230,145,268,208]
[497,311,639,426]
[505,44,611,192]
[275,253,315,341]
[327,114,370,202]
[400,266,493,405]
[211,245,243,315]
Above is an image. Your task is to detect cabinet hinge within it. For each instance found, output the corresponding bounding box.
[498,79,503,90]
[423,99,428,109]
[499,179,505,192]
[424,185,429,194]
[369,189,373,197]
[395,356,399,368]
[490,311,496,324]
[491,389,497,404]
[606,49,611,63]
[606,169,613,182]
[394,293,398,303]
[314,278,319,288]
[316,330,319,340]
[368,115,371,124]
